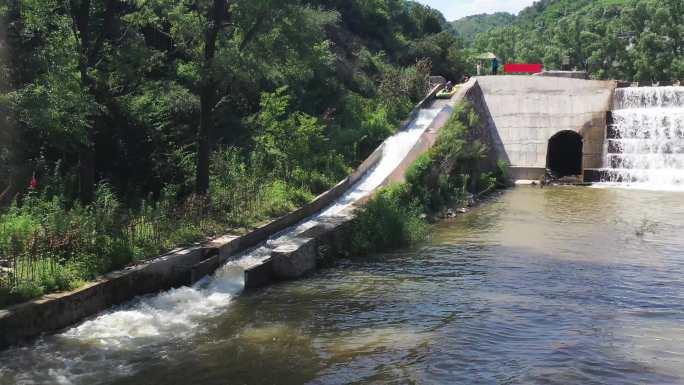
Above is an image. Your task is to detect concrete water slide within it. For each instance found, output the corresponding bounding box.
[241,87,466,287]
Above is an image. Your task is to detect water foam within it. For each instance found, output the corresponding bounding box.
[597,86,684,191]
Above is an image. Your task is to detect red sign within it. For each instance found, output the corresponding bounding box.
[504,64,543,73]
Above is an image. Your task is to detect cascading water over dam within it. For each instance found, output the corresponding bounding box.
[600,86,684,190]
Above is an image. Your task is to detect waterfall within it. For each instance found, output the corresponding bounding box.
[600,86,684,190]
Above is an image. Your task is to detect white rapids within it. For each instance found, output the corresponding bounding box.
[596,86,684,191]
[0,107,443,385]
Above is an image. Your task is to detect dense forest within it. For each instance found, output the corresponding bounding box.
[0,0,467,304]
[450,12,514,42]
[470,0,684,81]
[0,0,466,205]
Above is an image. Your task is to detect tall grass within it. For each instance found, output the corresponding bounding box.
[0,148,324,307]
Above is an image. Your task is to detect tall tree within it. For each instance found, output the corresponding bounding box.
[130,0,333,195]
[196,0,229,194]
[9,0,130,204]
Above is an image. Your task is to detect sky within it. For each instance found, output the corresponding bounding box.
[414,0,536,21]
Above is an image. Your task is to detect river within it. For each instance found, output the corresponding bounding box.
[2,185,684,384]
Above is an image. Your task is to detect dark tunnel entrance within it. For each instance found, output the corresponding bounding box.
[547,131,583,176]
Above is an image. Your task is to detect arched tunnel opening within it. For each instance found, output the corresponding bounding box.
[547,131,583,176]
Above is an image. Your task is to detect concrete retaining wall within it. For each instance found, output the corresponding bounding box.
[0,246,215,348]
[534,71,588,79]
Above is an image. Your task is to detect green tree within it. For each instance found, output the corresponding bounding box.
[127,0,338,194]
[252,87,330,180]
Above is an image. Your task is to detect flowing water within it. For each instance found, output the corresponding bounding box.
[2,186,684,385]
[600,86,684,190]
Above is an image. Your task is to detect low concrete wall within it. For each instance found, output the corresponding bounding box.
[245,212,356,289]
[0,84,444,349]
[0,246,215,348]
[474,76,615,178]
[508,167,546,181]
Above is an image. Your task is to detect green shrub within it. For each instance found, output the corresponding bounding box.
[261,181,315,218]
[494,160,513,187]
[9,281,43,305]
[405,151,433,206]
[350,183,428,256]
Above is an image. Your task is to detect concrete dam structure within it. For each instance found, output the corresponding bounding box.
[467,76,616,181]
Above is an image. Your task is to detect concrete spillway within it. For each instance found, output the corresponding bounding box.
[0,100,450,383]
[598,86,684,191]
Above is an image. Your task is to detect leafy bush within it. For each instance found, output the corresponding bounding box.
[253,87,336,181]
[350,183,428,256]
[262,181,315,218]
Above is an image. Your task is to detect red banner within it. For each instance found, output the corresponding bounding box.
[504,64,543,73]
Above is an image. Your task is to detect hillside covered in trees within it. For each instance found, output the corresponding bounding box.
[0,0,466,205]
[450,12,515,42]
[0,0,467,304]
[470,0,683,81]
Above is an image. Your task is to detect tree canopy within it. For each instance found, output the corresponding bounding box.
[0,0,466,205]
[450,12,515,42]
[468,0,683,81]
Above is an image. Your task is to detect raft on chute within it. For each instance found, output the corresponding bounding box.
[435,86,459,99]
